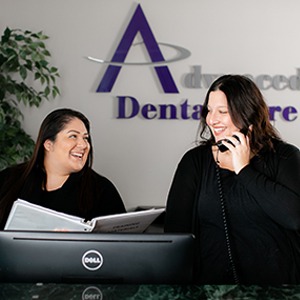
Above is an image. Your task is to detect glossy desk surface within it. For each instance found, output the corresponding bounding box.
[0,283,299,300]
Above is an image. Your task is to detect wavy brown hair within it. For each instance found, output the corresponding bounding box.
[199,74,281,154]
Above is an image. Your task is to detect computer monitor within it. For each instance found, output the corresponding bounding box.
[0,231,195,284]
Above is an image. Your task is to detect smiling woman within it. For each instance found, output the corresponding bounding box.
[43,118,91,191]
[165,75,300,285]
[0,108,126,230]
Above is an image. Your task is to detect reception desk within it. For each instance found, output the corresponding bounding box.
[1,221,299,299]
[0,283,299,299]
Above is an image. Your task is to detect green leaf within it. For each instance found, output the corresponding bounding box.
[24,60,33,71]
[50,66,58,73]
[15,35,25,41]
[42,49,50,56]
[50,75,56,84]
[44,86,50,97]
[1,27,11,43]
[20,65,27,80]
[30,33,39,39]
[52,85,60,98]
[34,72,41,80]
[29,42,38,50]
[39,60,48,67]
[40,76,45,85]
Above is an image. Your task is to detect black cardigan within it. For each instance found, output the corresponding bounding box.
[165,140,300,284]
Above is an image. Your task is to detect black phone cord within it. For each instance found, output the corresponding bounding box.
[215,164,240,284]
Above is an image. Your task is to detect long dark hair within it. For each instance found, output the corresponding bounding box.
[199,74,281,153]
[0,108,94,225]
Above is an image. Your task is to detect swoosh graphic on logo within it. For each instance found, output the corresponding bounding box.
[87,42,191,66]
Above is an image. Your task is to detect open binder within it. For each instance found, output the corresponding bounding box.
[4,199,165,233]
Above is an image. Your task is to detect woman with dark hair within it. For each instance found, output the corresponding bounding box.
[0,108,126,229]
[165,75,300,284]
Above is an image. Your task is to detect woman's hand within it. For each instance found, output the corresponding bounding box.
[220,132,251,174]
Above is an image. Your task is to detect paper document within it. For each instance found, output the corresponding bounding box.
[4,199,165,233]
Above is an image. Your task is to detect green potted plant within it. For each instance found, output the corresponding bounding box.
[0,27,60,170]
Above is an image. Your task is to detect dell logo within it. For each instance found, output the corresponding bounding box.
[82,286,103,300]
[82,250,103,271]
[84,257,101,264]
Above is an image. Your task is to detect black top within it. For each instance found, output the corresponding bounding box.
[0,167,126,229]
[165,139,300,284]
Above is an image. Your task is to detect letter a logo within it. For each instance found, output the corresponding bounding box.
[96,4,179,94]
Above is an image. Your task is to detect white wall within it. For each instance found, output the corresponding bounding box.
[1,0,299,210]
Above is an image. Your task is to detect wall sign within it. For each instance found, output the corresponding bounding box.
[88,4,298,123]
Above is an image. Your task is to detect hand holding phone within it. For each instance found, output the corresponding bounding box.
[216,135,240,152]
[216,128,248,152]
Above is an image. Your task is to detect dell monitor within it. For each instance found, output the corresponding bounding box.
[0,230,195,284]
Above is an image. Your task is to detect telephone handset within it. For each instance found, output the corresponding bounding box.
[216,128,248,153]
